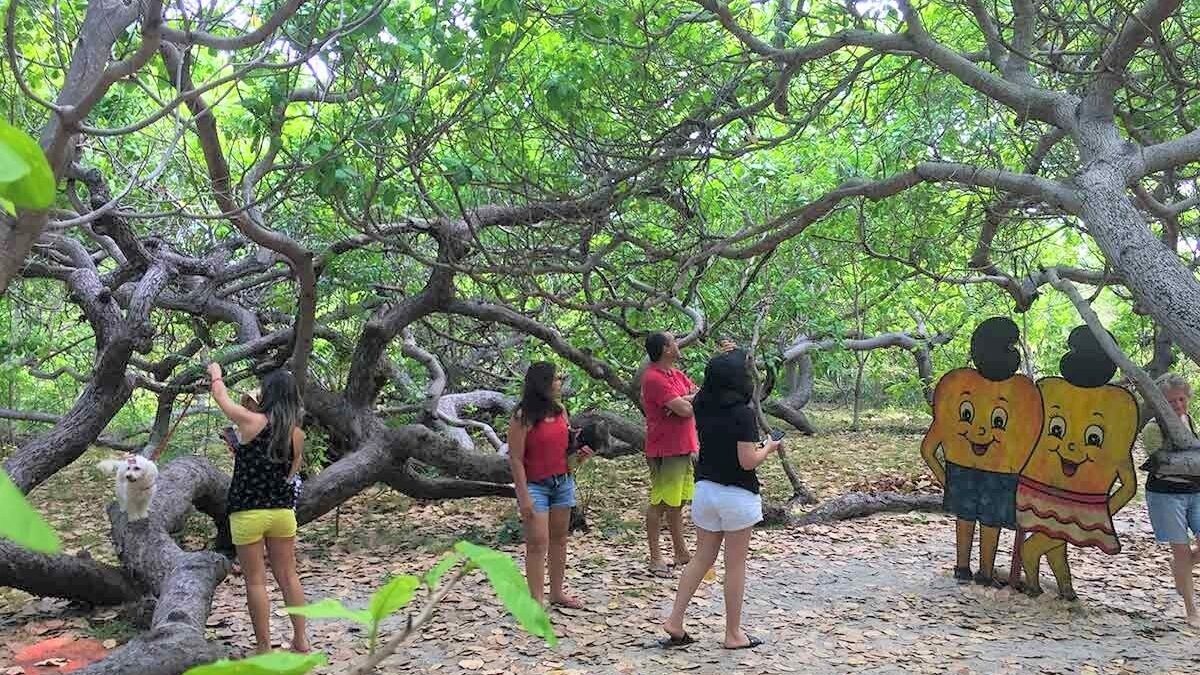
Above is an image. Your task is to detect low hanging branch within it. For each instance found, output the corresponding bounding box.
[433,390,512,452]
[765,327,952,434]
[0,542,141,605]
[1045,267,1200,474]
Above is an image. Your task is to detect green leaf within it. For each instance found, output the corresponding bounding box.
[607,9,623,33]
[0,137,30,182]
[424,552,462,590]
[284,598,371,626]
[434,42,464,70]
[183,651,327,675]
[367,574,420,623]
[0,119,54,210]
[454,541,556,645]
[0,469,60,553]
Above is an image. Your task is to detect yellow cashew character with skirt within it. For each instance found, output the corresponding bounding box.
[1016,326,1139,600]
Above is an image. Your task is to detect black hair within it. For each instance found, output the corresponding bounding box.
[259,369,303,464]
[1060,325,1118,388]
[694,349,754,411]
[646,332,670,362]
[970,317,1022,382]
[516,361,563,426]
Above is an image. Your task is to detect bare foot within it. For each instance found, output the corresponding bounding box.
[672,555,691,567]
[649,561,673,578]
[290,639,311,653]
[550,594,584,610]
[255,643,272,655]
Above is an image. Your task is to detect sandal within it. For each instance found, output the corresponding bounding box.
[657,632,695,648]
[723,634,763,650]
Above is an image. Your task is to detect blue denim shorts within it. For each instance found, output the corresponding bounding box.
[1146,490,1200,544]
[944,462,1018,529]
[527,474,576,513]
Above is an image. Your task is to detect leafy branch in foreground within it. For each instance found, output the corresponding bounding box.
[184,540,555,675]
[0,469,61,553]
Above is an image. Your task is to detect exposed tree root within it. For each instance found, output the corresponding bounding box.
[763,490,944,527]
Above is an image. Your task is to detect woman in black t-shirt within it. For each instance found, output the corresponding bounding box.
[209,363,310,654]
[661,349,780,650]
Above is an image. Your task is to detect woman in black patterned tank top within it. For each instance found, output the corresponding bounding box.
[209,363,310,654]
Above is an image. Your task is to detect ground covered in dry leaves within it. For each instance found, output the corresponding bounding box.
[3,407,1200,674]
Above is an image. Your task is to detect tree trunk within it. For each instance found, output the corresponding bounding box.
[852,354,867,431]
[765,352,818,434]
[1076,155,1200,373]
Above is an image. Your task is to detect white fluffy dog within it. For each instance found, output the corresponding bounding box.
[97,454,159,521]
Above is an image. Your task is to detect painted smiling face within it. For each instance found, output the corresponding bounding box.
[1021,377,1138,494]
[927,368,1044,474]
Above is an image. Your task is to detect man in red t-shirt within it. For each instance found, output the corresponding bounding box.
[641,332,700,576]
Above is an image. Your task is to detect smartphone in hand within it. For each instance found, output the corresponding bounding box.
[219,427,239,452]
[769,428,785,442]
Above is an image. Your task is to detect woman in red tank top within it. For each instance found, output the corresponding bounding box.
[507,362,594,608]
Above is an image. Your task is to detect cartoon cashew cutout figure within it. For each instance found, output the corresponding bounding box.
[921,317,1044,586]
[1016,326,1139,600]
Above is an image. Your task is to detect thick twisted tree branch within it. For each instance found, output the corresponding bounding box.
[444,299,636,404]
[4,246,172,493]
[0,542,141,605]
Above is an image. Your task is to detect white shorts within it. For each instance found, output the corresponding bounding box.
[692,480,762,532]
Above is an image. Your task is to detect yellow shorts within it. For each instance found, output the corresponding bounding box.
[229,508,297,546]
[648,455,695,507]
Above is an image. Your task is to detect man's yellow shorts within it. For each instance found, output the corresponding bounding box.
[648,455,695,507]
[229,508,297,545]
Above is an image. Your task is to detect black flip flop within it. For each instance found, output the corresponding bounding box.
[657,632,695,648]
[723,634,763,650]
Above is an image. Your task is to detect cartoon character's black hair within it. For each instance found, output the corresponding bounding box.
[1060,325,1118,388]
[970,317,1022,382]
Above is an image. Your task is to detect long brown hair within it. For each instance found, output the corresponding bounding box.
[259,369,303,463]
[516,361,562,426]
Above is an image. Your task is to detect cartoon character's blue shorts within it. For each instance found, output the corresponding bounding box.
[944,462,1018,529]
